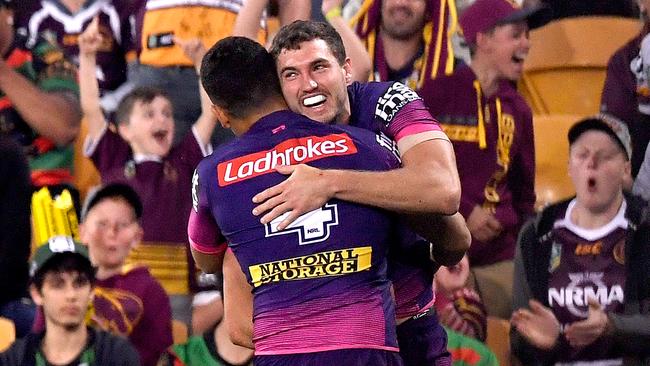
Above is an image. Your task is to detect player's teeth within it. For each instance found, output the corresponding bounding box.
[303,95,326,107]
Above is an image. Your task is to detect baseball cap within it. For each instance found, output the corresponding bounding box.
[459,0,551,45]
[30,236,91,277]
[81,183,143,222]
[568,114,632,161]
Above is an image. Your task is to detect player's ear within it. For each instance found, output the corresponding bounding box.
[211,104,230,129]
[343,58,353,84]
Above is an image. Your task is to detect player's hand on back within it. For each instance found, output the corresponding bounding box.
[252,164,333,230]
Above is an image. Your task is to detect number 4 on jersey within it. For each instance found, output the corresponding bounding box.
[265,204,339,245]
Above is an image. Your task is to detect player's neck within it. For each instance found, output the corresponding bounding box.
[232,98,288,136]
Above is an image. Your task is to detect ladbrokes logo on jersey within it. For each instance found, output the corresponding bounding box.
[217,134,358,186]
[248,247,372,287]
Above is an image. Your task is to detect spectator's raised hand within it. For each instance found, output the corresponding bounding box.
[466,205,503,242]
[564,298,610,348]
[78,16,102,56]
[174,37,207,73]
[511,299,561,350]
[321,0,345,15]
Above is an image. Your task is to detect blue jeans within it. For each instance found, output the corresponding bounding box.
[0,298,36,338]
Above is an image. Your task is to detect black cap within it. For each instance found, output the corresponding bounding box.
[568,114,632,161]
[82,183,143,222]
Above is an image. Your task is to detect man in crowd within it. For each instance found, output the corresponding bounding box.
[419,0,546,318]
[0,237,140,365]
[0,0,81,189]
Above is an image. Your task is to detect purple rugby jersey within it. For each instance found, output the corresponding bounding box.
[347,81,443,318]
[189,110,403,357]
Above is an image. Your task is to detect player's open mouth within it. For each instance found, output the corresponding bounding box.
[303,94,326,107]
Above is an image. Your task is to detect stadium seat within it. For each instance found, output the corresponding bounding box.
[73,117,101,202]
[172,319,188,345]
[534,114,581,210]
[520,16,640,115]
[486,316,511,366]
[0,317,15,352]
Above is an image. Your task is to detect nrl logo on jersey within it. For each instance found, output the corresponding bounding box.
[265,204,339,245]
[217,134,357,186]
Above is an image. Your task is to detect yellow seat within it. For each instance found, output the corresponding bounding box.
[486,316,511,366]
[520,16,640,115]
[534,114,582,210]
[172,319,188,345]
[0,317,16,352]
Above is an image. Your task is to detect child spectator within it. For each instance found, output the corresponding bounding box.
[435,255,488,341]
[77,17,217,328]
[80,183,172,366]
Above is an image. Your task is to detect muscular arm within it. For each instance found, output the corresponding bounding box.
[191,248,224,274]
[0,61,80,146]
[253,137,461,230]
[404,212,470,266]
[223,250,254,349]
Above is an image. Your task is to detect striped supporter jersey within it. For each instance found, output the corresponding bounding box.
[188,110,403,355]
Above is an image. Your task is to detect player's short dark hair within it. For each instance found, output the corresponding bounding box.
[270,20,347,66]
[31,253,96,292]
[115,86,171,125]
[200,36,282,119]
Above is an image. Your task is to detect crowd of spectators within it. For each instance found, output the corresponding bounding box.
[0,0,649,365]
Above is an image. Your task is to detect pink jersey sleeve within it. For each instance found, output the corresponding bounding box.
[188,169,227,255]
[387,99,444,142]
